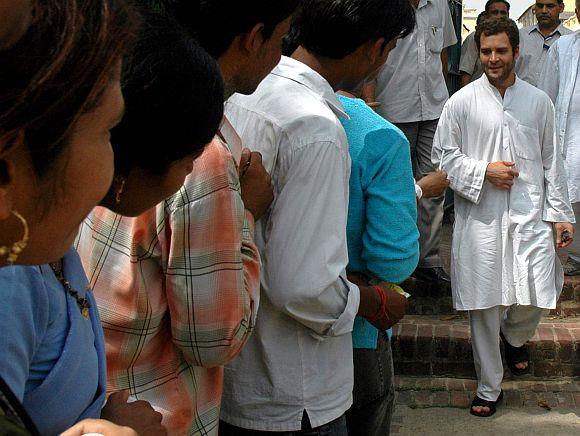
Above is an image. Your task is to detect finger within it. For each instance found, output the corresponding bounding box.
[250,151,263,165]
[107,390,129,404]
[503,161,516,167]
[239,148,251,166]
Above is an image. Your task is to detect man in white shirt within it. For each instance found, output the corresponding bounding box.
[371,0,457,284]
[539,3,580,275]
[219,0,415,434]
[516,0,571,87]
[433,17,574,418]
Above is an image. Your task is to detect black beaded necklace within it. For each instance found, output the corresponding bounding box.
[49,260,91,320]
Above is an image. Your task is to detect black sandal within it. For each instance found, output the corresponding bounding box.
[469,390,503,417]
[500,331,530,376]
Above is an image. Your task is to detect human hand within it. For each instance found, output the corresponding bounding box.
[554,222,575,249]
[417,170,449,198]
[485,161,519,190]
[59,419,137,436]
[358,284,408,330]
[100,391,166,436]
[239,148,274,220]
[347,272,370,287]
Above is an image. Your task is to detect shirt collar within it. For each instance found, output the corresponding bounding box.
[480,72,522,99]
[271,56,348,119]
[530,22,566,37]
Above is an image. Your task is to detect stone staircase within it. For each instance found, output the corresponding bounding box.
[390,274,580,409]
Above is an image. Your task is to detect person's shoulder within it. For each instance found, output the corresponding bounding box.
[0,264,49,317]
[517,79,554,107]
[520,25,535,35]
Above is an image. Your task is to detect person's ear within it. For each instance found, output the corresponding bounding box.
[513,46,520,61]
[0,163,14,220]
[240,22,266,56]
[367,38,386,65]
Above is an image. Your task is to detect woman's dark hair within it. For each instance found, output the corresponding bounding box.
[111,11,224,177]
[166,0,299,59]
[0,0,138,177]
[296,0,415,60]
[475,17,519,53]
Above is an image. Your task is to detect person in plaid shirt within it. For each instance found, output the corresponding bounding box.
[77,2,298,435]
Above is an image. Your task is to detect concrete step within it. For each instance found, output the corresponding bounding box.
[394,375,580,409]
[391,315,580,378]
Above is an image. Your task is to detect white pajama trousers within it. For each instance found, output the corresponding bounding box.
[468,305,547,401]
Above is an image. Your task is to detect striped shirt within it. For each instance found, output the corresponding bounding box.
[76,137,260,436]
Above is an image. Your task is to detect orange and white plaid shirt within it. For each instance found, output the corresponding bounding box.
[76,137,260,435]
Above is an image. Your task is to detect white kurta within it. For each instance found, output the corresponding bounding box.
[538,32,580,203]
[432,74,574,311]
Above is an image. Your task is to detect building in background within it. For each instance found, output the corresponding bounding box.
[518,0,577,29]
[462,6,478,40]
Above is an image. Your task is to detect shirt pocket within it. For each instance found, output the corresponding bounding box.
[428,25,445,54]
[510,123,543,187]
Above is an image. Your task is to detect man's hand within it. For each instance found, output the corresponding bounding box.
[417,170,449,198]
[100,391,167,436]
[60,419,137,436]
[554,222,575,249]
[239,148,274,221]
[485,161,519,190]
[358,284,408,330]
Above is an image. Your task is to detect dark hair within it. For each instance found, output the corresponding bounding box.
[0,0,137,177]
[475,17,519,52]
[111,12,224,177]
[295,0,415,59]
[485,0,510,12]
[167,0,299,58]
[476,11,488,26]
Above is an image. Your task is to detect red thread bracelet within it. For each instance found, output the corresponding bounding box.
[367,285,391,325]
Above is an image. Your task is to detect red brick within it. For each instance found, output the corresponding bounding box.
[569,328,580,342]
[562,383,580,392]
[523,391,539,407]
[451,325,470,340]
[431,391,450,406]
[446,378,465,391]
[400,323,418,338]
[412,390,432,407]
[555,392,575,408]
[537,392,557,408]
[554,328,573,345]
[434,325,451,339]
[417,324,433,338]
[396,391,412,406]
[504,391,523,407]
[538,327,555,342]
[530,383,547,392]
[573,392,580,406]
[450,391,470,408]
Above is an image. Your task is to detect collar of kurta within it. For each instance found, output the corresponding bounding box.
[271,56,349,120]
[480,72,523,99]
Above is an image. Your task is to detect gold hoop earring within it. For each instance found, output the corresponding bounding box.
[115,176,126,204]
[0,210,29,264]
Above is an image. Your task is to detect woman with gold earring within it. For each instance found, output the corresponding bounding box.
[0,7,224,436]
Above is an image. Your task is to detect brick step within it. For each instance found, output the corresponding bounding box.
[394,376,580,409]
[403,275,580,317]
[391,315,580,378]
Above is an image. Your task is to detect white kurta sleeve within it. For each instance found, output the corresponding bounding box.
[432,103,488,204]
[540,101,575,223]
[538,42,560,104]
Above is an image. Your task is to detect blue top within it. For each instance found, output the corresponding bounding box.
[338,95,419,349]
[0,248,107,435]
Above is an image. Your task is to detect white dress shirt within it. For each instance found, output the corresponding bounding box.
[516,23,571,87]
[220,56,360,431]
[375,0,457,123]
[432,74,574,311]
[539,32,580,203]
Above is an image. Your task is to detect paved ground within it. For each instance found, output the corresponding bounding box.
[391,406,580,435]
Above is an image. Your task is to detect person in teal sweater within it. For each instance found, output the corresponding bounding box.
[338,93,419,436]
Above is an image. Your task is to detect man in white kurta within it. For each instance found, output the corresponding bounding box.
[538,28,580,275]
[432,17,574,415]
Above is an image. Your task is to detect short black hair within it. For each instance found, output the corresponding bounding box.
[475,16,519,52]
[485,0,510,12]
[167,0,300,58]
[295,0,415,59]
[112,11,224,176]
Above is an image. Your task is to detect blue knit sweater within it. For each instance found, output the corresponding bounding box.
[338,95,419,349]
